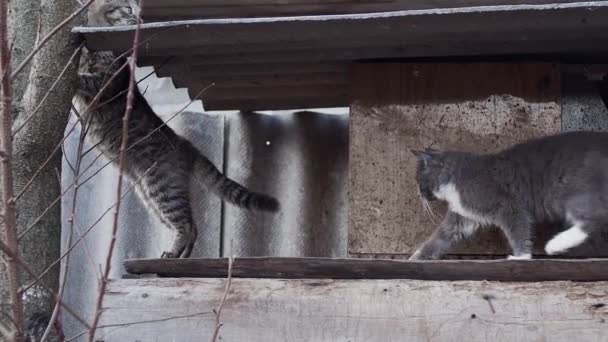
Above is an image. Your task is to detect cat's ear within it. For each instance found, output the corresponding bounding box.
[410,149,434,166]
[410,149,424,157]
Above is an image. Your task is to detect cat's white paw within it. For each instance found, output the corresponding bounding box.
[544,242,560,255]
[545,226,588,255]
[409,251,422,260]
[507,254,531,260]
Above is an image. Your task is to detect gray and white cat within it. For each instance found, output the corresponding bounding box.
[75,0,279,258]
[409,131,608,260]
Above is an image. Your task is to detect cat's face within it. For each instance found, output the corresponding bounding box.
[87,0,140,27]
[411,149,444,201]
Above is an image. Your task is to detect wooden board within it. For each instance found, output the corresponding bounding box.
[142,0,599,20]
[349,62,564,256]
[124,257,608,282]
[77,3,608,56]
[97,278,608,342]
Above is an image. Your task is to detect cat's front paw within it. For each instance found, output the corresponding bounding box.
[507,254,532,260]
[408,250,422,260]
[161,251,177,258]
[409,250,437,260]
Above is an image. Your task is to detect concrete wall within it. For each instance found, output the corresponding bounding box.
[349,62,608,257]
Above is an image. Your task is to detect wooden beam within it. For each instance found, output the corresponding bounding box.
[82,3,608,110]
[77,2,608,58]
[142,0,594,20]
[203,96,348,111]
[124,257,608,281]
[196,84,349,110]
[144,60,350,77]
[99,277,608,341]
[175,72,349,88]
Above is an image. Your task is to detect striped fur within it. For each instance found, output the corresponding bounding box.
[76,1,279,258]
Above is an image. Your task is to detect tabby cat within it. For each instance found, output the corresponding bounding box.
[75,0,279,258]
[410,131,608,260]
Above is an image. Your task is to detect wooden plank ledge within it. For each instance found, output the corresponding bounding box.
[100,278,608,341]
[124,257,608,281]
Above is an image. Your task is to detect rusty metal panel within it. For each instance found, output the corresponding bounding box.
[349,63,563,256]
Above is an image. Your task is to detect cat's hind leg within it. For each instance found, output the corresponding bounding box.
[409,211,479,260]
[544,219,589,255]
[546,195,606,255]
[137,167,197,258]
[155,191,197,258]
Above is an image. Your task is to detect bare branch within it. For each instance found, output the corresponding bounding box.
[40,109,89,342]
[66,311,212,342]
[0,319,12,339]
[211,255,234,342]
[0,239,91,330]
[13,60,129,203]
[21,161,158,295]
[0,0,25,339]
[88,4,144,337]
[12,43,84,136]
[8,0,95,81]
[12,31,166,204]
[17,83,213,241]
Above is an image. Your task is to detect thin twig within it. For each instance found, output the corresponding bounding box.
[40,110,90,342]
[67,311,212,342]
[211,255,234,342]
[8,0,95,81]
[13,58,129,203]
[12,43,84,136]
[21,161,158,295]
[0,320,12,339]
[18,83,213,241]
[0,239,91,330]
[79,82,213,173]
[0,0,24,339]
[13,30,174,205]
[88,5,144,340]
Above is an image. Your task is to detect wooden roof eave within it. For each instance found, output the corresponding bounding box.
[74,1,608,110]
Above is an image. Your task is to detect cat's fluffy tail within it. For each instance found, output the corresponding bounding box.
[24,311,51,341]
[194,155,280,212]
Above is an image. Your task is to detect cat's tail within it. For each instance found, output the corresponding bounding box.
[194,155,280,212]
[25,311,51,341]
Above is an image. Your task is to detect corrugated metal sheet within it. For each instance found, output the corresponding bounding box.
[74,1,608,110]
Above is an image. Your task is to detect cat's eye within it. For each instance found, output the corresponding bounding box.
[124,6,132,14]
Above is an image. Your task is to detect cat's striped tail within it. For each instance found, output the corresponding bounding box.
[195,155,280,212]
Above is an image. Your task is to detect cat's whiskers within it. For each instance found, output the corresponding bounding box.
[417,189,439,225]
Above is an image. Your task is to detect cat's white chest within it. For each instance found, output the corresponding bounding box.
[434,183,484,223]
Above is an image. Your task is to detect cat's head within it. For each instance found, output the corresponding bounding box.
[87,0,140,27]
[411,148,446,201]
